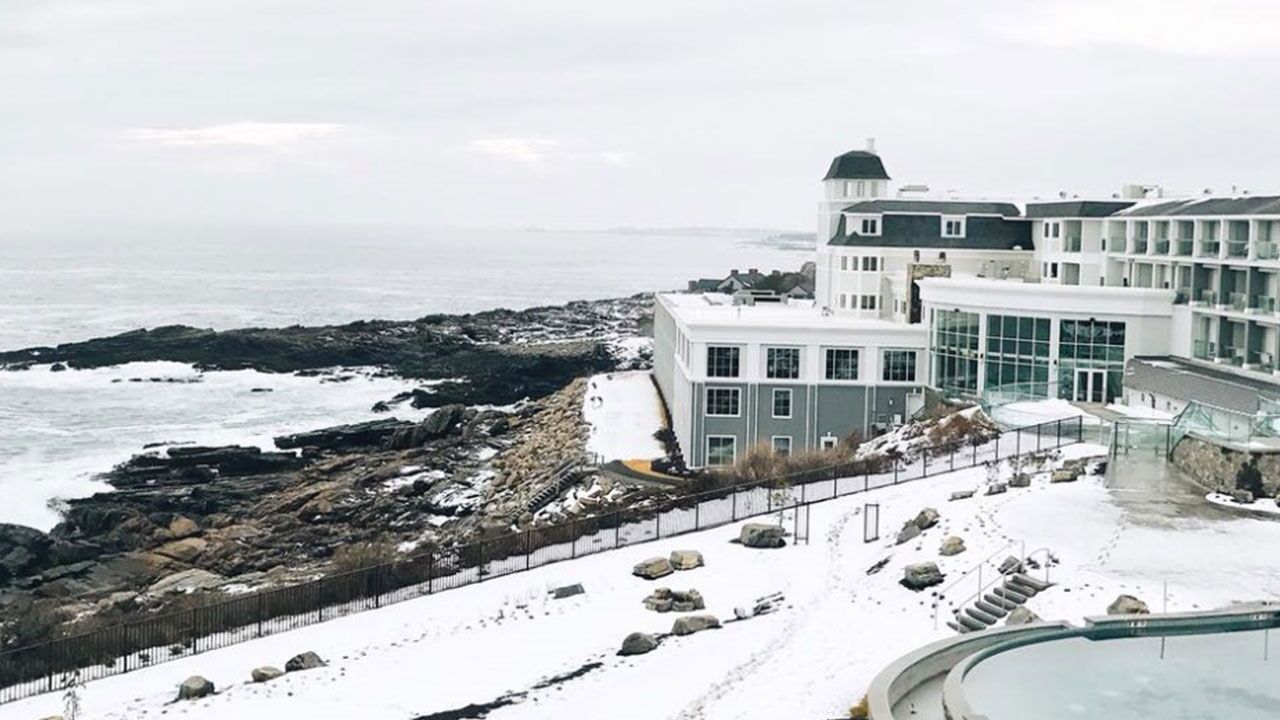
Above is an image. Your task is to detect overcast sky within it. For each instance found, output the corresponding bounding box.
[3,0,1279,231]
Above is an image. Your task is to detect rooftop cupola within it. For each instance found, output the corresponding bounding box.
[823,138,891,181]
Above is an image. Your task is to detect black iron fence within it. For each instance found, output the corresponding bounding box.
[0,416,1084,704]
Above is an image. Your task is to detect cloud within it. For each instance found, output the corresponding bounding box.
[128,121,347,147]
[468,138,636,168]
[998,0,1280,56]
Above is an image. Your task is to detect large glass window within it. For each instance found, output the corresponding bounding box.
[772,388,792,418]
[706,346,740,378]
[882,350,918,382]
[933,309,980,395]
[766,347,800,379]
[771,436,792,457]
[705,387,740,416]
[984,314,1051,397]
[1058,319,1126,401]
[707,436,737,466]
[825,348,860,380]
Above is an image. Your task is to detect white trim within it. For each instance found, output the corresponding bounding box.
[763,345,802,380]
[770,435,793,456]
[819,434,839,450]
[941,216,966,238]
[771,387,793,419]
[822,346,862,382]
[705,435,738,466]
[704,386,742,417]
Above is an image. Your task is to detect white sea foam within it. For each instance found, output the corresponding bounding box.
[0,362,429,530]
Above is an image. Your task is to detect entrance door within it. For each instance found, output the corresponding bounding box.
[1074,369,1107,403]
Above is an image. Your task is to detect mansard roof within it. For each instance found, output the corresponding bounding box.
[822,151,891,181]
[840,199,1022,218]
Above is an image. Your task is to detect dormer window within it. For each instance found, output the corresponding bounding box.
[860,217,880,235]
[942,217,965,238]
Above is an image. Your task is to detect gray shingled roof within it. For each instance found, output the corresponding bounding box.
[1124,356,1280,414]
[828,213,1034,250]
[1118,196,1280,217]
[1025,201,1135,218]
[840,199,1022,218]
[822,151,891,181]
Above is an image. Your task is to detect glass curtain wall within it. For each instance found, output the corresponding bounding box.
[985,315,1051,398]
[934,309,981,396]
[1058,319,1126,402]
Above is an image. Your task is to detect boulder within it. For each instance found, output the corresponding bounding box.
[733,606,751,620]
[997,556,1023,575]
[285,651,326,672]
[153,538,208,563]
[274,419,407,452]
[166,516,200,540]
[386,405,468,449]
[98,591,140,612]
[737,524,786,549]
[939,536,966,556]
[550,583,585,599]
[1005,606,1041,626]
[901,562,944,591]
[0,523,52,581]
[618,632,659,656]
[671,614,721,636]
[669,550,704,570]
[643,588,704,613]
[251,666,284,683]
[1050,469,1078,483]
[1231,489,1255,504]
[1107,594,1150,615]
[949,490,975,501]
[1009,473,1031,488]
[985,483,1008,496]
[176,675,214,700]
[895,523,921,545]
[912,508,940,530]
[148,568,226,595]
[632,557,674,580]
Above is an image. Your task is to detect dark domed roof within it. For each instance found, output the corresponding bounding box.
[823,150,890,181]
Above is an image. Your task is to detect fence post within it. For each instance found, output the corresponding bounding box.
[525,529,532,571]
[428,552,435,594]
[1016,428,1021,458]
[950,445,955,471]
[571,519,578,559]
[695,497,701,529]
[374,565,382,609]
[478,540,486,582]
[1036,422,1042,452]
[655,510,661,539]
[257,593,264,637]
[923,451,928,477]
[1056,418,1062,448]
[732,489,738,521]
[994,434,999,462]
[614,510,622,548]
[893,460,899,484]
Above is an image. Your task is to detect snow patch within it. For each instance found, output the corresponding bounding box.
[583,371,665,461]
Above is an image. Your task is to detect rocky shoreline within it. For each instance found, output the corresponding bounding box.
[0,294,666,649]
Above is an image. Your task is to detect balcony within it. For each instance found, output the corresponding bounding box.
[1258,242,1280,261]
[1154,239,1170,254]
[1131,239,1148,254]
[1229,291,1248,312]
[1175,240,1194,256]
[1063,236,1082,253]
[1200,241,1221,257]
[1222,346,1245,367]
[1173,289,1191,305]
[1192,339,1216,360]
[1105,238,1124,253]
[1195,289,1217,306]
[1247,295,1275,314]
[1247,350,1276,373]
[1227,240,1250,259]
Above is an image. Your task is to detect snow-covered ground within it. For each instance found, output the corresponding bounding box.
[1206,491,1280,517]
[8,441,1280,720]
[990,397,1102,428]
[1105,402,1176,421]
[583,371,665,461]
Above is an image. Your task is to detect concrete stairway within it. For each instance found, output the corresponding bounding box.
[946,572,1053,634]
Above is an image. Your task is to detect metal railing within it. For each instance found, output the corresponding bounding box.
[1227,240,1250,258]
[1063,236,1082,253]
[1153,239,1169,254]
[0,417,1084,704]
[1258,242,1280,261]
[1200,241,1221,257]
[1174,240,1194,256]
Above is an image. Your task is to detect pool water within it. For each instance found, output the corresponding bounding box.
[964,629,1280,719]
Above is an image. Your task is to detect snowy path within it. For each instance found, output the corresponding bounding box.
[583,371,665,461]
[7,442,1280,720]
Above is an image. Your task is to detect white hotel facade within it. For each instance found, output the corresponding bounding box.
[654,144,1280,467]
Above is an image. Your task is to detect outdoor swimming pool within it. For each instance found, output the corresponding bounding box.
[963,628,1280,719]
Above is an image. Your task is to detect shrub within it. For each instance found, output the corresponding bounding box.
[848,695,870,719]
[331,540,399,574]
[1236,455,1264,497]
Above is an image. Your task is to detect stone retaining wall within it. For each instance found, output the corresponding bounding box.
[1170,435,1280,498]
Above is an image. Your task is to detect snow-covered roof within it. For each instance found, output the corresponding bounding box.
[658,292,914,333]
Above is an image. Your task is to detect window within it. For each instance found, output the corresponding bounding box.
[1052,223,1061,238]
[705,387,740,417]
[707,436,737,466]
[839,293,848,309]
[856,180,866,197]
[882,350,918,382]
[772,388,792,418]
[1050,263,1059,279]
[706,346,739,378]
[840,255,849,271]
[819,436,839,451]
[844,181,853,197]
[860,294,877,310]
[942,217,965,238]
[860,218,880,235]
[985,314,1051,396]
[825,348,859,380]
[766,347,800,379]
[862,256,879,272]
[771,436,792,457]
[932,309,980,396]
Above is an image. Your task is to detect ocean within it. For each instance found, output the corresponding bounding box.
[0,225,806,529]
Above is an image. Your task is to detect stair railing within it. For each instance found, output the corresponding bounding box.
[930,539,1024,629]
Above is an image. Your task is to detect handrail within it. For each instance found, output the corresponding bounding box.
[931,539,1023,629]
